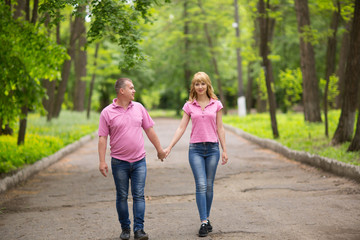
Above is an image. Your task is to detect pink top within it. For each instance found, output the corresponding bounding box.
[98,99,154,162]
[182,98,223,143]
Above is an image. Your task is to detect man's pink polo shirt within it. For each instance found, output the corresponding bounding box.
[98,99,154,162]
[183,98,223,143]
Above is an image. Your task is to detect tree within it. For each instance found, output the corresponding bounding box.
[234,0,246,116]
[258,0,279,138]
[53,12,83,118]
[73,5,87,112]
[87,42,100,119]
[198,0,227,113]
[0,2,67,144]
[335,20,351,109]
[294,0,322,122]
[183,0,191,94]
[323,0,341,137]
[333,0,360,145]
[39,0,170,117]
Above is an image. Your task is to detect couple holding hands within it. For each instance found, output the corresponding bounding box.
[98,72,228,240]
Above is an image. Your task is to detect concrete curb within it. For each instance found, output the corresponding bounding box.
[0,132,97,193]
[224,124,360,183]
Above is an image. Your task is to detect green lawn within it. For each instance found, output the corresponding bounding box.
[223,110,360,166]
[1,109,359,175]
[0,111,99,174]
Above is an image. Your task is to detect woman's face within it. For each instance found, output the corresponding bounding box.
[194,81,207,97]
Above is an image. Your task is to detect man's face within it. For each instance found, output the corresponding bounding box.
[122,80,136,101]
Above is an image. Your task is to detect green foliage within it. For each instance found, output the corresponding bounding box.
[223,111,360,166]
[0,3,67,128]
[0,111,99,174]
[320,74,339,106]
[257,68,267,101]
[39,0,170,69]
[278,68,303,109]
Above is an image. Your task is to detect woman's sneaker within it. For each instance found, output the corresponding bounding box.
[206,220,213,232]
[198,223,208,237]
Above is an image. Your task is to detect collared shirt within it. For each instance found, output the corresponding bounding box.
[98,99,154,162]
[182,98,223,143]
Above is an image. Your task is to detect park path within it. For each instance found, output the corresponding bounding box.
[0,118,359,240]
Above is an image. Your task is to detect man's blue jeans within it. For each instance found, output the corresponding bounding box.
[188,142,220,222]
[111,157,147,232]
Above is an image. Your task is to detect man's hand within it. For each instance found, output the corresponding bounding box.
[99,161,108,177]
[157,148,166,161]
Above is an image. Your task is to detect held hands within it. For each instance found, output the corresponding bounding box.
[157,147,171,162]
[157,148,167,161]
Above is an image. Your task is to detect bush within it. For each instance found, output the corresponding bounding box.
[0,111,99,174]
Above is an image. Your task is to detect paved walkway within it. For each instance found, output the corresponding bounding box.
[0,118,359,240]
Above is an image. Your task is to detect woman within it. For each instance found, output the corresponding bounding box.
[165,72,228,237]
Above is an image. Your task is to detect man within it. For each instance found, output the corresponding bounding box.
[98,78,166,240]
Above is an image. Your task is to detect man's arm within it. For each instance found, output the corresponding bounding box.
[98,136,108,177]
[144,127,166,160]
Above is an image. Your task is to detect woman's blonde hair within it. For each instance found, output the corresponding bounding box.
[188,72,218,102]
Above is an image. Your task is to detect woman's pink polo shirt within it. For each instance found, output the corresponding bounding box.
[98,99,154,162]
[183,98,223,143]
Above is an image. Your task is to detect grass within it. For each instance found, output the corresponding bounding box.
[0,111,99,174]
[1,109,359,175]
[223,110,360,166]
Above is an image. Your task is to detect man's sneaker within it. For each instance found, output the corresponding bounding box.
[206,220,213,232]
[198,223,208,237]
[120,229,130,240]
[134,229,149,240]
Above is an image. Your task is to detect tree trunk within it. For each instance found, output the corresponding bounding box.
[0,119,13,135]
[198,0,227,114]
[13,0,26,19]
[183,0,191,94]
[324,0,340,137]
[87,42,100,119]
[246,62,254,114]
[5,0,11,7]
[25,0,30,21]
[348,106,360,151]
[46,18,60,122]
[258,0,279,138]
[30,0,38,24]
[335,20,351,108]
[53,14,83,117]
[332,0,360,145]
[17,104,28,145]
[14,0,31,145]
[234,0,246,116]
[294,0,322,122]
[73,5,87,112]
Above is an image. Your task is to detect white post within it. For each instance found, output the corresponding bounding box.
[237,96,246,117]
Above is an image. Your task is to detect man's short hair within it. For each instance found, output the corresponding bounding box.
[115,78,132,94]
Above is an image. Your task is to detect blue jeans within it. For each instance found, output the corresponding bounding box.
[111,157,147,232]
[189,142,220,222]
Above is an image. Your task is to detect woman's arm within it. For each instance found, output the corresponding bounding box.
[216,109,228,165]
[165,112,191,156]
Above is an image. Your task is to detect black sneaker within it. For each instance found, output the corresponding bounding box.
[134,229,149,240]
[120,229,130,240]
[198,223,208,237]
[206,220,213,232]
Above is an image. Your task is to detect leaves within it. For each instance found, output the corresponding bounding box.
[0,3,67,127]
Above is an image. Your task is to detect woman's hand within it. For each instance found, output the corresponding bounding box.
[164,147,171,159]
[221,151,228,165]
